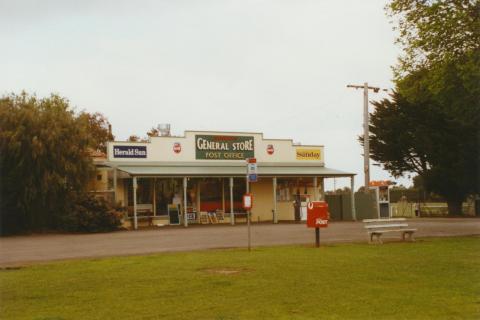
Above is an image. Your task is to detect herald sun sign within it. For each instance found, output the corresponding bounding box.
[307,201,329,228]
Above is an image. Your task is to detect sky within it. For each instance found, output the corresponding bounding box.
[0,0,411,190]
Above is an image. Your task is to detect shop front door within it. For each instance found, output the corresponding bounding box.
[294,193,301,222]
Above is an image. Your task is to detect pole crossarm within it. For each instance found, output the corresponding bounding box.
[347,82,388,191]
[346,84,388,93]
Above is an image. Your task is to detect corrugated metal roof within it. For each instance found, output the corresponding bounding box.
[115,165,354,177]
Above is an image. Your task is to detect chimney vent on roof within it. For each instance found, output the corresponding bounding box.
[158,124,171,136]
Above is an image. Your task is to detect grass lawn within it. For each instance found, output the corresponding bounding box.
[0,237,479,320]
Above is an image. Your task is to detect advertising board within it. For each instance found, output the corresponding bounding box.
[113,146,147,158]
[296,148,321,161]
[196,135,254,160]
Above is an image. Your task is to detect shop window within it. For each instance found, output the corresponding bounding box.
[276,179,314,201]
[126,178,153,205]
[277,181,291,201]
[153,178,183,216]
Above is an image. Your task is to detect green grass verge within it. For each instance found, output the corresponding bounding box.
[1,237,479,319]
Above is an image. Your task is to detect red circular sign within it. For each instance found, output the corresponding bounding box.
[173,142,181,153]
[267,144,274,155]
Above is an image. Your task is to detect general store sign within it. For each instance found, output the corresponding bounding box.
[296,148,321,160]
[113,145,147,158]
[196,135,254,160]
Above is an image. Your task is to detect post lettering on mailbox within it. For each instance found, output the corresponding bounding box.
[307,201,329,228]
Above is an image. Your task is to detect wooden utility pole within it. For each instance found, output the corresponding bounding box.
[347,83,387,192]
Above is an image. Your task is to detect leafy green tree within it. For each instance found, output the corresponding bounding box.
[77,112,114,152]
[0,92,111,234]
[387,0,480,73]
[367,58,479,214]
[367,0,480,215]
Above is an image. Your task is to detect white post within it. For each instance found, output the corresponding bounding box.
[273,177,278,224]
[229,177,234,225]
[183,177,188,227]
[318,178,325,201]
[363,82,370,191]
[197,180,201,212]
[222,178,225,212]
[153,178,156,216]
[351,176,357,221]
[133,176,138,230]
[246,175,251,251]
[113,168,117,204]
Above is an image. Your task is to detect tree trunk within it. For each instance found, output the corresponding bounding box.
[447,201,463,216]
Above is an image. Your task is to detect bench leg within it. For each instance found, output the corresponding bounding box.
[402,232,406,241]
[409,232,415,242]
[375,233,383,244]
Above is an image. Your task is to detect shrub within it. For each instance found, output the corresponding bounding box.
[60,194,122,233]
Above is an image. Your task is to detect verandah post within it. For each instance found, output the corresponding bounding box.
[113,167,117,204]
[351,176,356,221]
[229,177,234,225]
[273,177,278,224]
[133,176,138,230]
[153,178,156,216]
[183,177,188,227]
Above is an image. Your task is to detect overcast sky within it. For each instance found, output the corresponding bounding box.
[1,0,410,190]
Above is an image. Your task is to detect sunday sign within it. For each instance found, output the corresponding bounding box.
[196,135,254,160]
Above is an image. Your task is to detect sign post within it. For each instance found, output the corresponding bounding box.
[307,201,329,248]
[247,157,257,183]
[245,158,257,251]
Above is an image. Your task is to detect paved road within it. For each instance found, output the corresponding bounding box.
[0,218,478,266]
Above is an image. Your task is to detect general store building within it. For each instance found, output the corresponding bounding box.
[91,131,356,229]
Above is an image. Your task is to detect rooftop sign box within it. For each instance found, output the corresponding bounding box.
[107,131,324,164]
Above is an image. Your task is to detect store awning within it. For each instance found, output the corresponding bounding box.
[113,163,355,177]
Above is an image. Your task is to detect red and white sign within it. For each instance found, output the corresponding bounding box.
[267,144,274,155]
[243,193,253,210]
[173,142,181,153]
[307,201,329,228]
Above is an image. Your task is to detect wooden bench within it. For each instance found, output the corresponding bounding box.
[363,218,417,244]
[127,204,154,227]
[233,212,248,222]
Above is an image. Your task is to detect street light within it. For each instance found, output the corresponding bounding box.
[347,83,388,192]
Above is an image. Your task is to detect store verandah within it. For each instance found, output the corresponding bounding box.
[112,165,356,229]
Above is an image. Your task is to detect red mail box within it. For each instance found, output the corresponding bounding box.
[307,201,329,228]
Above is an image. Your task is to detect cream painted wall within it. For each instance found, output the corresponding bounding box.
[107,131,324,164]
[277,201,294,221]
[89,169,109,191]
[250,178,275,222]
[116,179,125,206]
